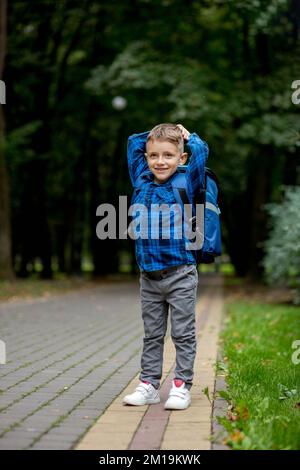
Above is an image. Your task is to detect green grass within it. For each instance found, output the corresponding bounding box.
[219,301,300,450]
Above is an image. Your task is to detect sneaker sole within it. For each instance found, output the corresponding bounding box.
[164,399,191,410]
[123,396,160,406]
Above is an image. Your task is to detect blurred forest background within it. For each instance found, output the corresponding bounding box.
[0,0,299,291]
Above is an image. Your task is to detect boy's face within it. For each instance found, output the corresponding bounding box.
[145,139,188,184]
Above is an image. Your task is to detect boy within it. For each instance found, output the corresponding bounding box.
[123,123,208,410]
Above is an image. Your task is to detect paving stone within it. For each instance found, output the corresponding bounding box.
[0,276,223,450]
[0,282,143,449]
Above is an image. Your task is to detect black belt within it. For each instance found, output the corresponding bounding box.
[142,265,183,281]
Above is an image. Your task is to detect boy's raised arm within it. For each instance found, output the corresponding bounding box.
[186,132,209,201]
[127,131,150,186]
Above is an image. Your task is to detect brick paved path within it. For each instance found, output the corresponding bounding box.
[0,274,223,450]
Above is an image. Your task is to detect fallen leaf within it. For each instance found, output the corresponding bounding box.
[229,430,245,444]
[227,410,238,421]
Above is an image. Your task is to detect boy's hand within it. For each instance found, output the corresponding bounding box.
[176,124,190,141]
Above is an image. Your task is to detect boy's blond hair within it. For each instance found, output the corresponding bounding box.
[146,123,184,153]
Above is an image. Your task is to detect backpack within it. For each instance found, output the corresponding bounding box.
[171,165,222,264]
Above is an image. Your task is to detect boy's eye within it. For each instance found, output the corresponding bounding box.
[149,154,174,159]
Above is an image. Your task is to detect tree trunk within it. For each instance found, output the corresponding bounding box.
[246,153,271,280]
[0,0,14,279]
[221,193,251,277]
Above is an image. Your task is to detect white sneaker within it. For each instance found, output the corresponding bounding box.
[123,382,160,406]
[164,379,191,410]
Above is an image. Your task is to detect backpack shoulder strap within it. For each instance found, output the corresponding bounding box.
[170,166,191,208]
[171,165,206,208]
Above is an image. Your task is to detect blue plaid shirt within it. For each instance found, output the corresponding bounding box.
[127,131,209,272]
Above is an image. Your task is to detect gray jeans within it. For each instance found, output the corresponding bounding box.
[139,264,198,390]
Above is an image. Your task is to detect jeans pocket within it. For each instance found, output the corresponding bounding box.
[184,265,198,288]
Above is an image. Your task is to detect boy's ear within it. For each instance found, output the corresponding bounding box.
[180,152,188,165]
[144,152,148,159]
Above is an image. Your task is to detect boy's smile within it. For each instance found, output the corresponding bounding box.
[145,140,187,184]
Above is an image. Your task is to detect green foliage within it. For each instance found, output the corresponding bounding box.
[202,386,212,403]
[234,0,291,35]
[5,121,42,166]
[262,186,300,304]
[3,0,300,277]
